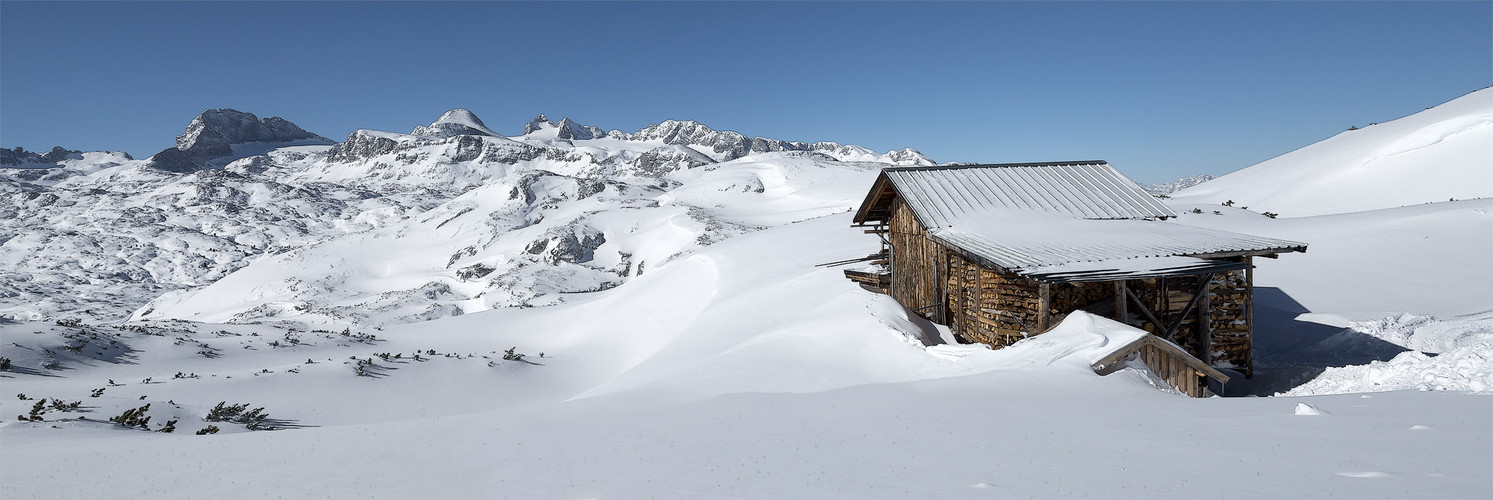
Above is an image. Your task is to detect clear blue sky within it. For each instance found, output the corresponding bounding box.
[2,1,1489,183]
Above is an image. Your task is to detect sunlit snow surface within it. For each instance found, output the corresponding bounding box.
[3,105,1491,498]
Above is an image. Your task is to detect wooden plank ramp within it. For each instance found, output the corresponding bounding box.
[1091,334,1230,398]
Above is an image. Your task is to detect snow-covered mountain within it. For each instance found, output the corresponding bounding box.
[1172,87,1493,216]
[147,109,333,173]
[1144,173,1216,194]
[0,108,931,325]
[3,97,1491,499]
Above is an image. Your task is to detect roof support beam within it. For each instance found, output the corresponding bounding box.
[1161,273,1212,343]
[1038,282,1051,332]
[1123,285,1167,339]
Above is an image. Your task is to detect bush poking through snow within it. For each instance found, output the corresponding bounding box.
[502,347,525,362]
[196,425,219,435]
[0,357,10,371]
[109,404,152,429]
[90,388,105,398]
[205,401,272,430]
[18,399,46,422]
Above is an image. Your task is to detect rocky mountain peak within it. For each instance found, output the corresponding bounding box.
[151,109,329,173]
[555,117,605,141]
[523,114,556,135]
[412,108,499,138]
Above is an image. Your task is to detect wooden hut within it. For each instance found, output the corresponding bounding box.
[849,161,1306,394]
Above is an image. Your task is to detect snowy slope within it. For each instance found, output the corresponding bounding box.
[2,213,1488,498]
[0,109,927,324]
[1172,87,1493,216]
[3,101,1491,499]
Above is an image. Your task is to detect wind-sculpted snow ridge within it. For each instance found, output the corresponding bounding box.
[1173,87,1493,216]
[1282,310,1493,395]
[2,108,921,326]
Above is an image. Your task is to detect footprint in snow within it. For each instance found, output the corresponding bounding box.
[1335,471,1391,478]
[1294,403,1330,416]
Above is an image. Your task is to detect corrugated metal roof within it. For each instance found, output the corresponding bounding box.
[860,161,1306,281]
[883,162,1177,227]
[930,215,1307,282]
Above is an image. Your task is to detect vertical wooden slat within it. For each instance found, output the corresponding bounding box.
[1198,275,1212,366]
[1245,256,1255,379]
[1038,282,1051,332]
[1115,280,1128,325]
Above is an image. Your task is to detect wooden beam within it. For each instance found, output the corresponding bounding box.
[1038,282,1051,332]
[1115,280,1128,325]
[1090,334,1231,383]
[1162,273,1212,342]
[1245,257,1255,379]
[1124,286,1166,336]
[1198,275,1212,365]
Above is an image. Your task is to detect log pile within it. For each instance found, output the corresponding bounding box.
[1206,268,1252,373]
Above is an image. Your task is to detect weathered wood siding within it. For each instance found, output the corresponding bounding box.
[945,252,1037,346]
[1137,341,1207,398]
[888,198,946,321]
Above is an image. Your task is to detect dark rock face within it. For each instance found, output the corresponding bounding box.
[177,109,327,156]
[523,114,554,135]
[149,109,329,172]
[2,146,85,167]
[328,131,401,163]
[555,117,605,141]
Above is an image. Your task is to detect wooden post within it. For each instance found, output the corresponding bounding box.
[1158,277,1168,325]
[1115,280,1128,325]
[1245,257,1255,379]
[1198,274,1212,365]
[1038,282,1051,332]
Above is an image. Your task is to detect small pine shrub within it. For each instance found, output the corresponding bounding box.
[20,399,47,421]
[108,404,151,429]
[157,419,177,433]
[205,402,248,421]
[1222,200,1235,207]
[196,425,220,435]
[90,388,105,398]
[0,357,11,371]
[48,399,80,412]
[1189,208,1203,214]
[502,347,524,362]
[1262,212,1279,219]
